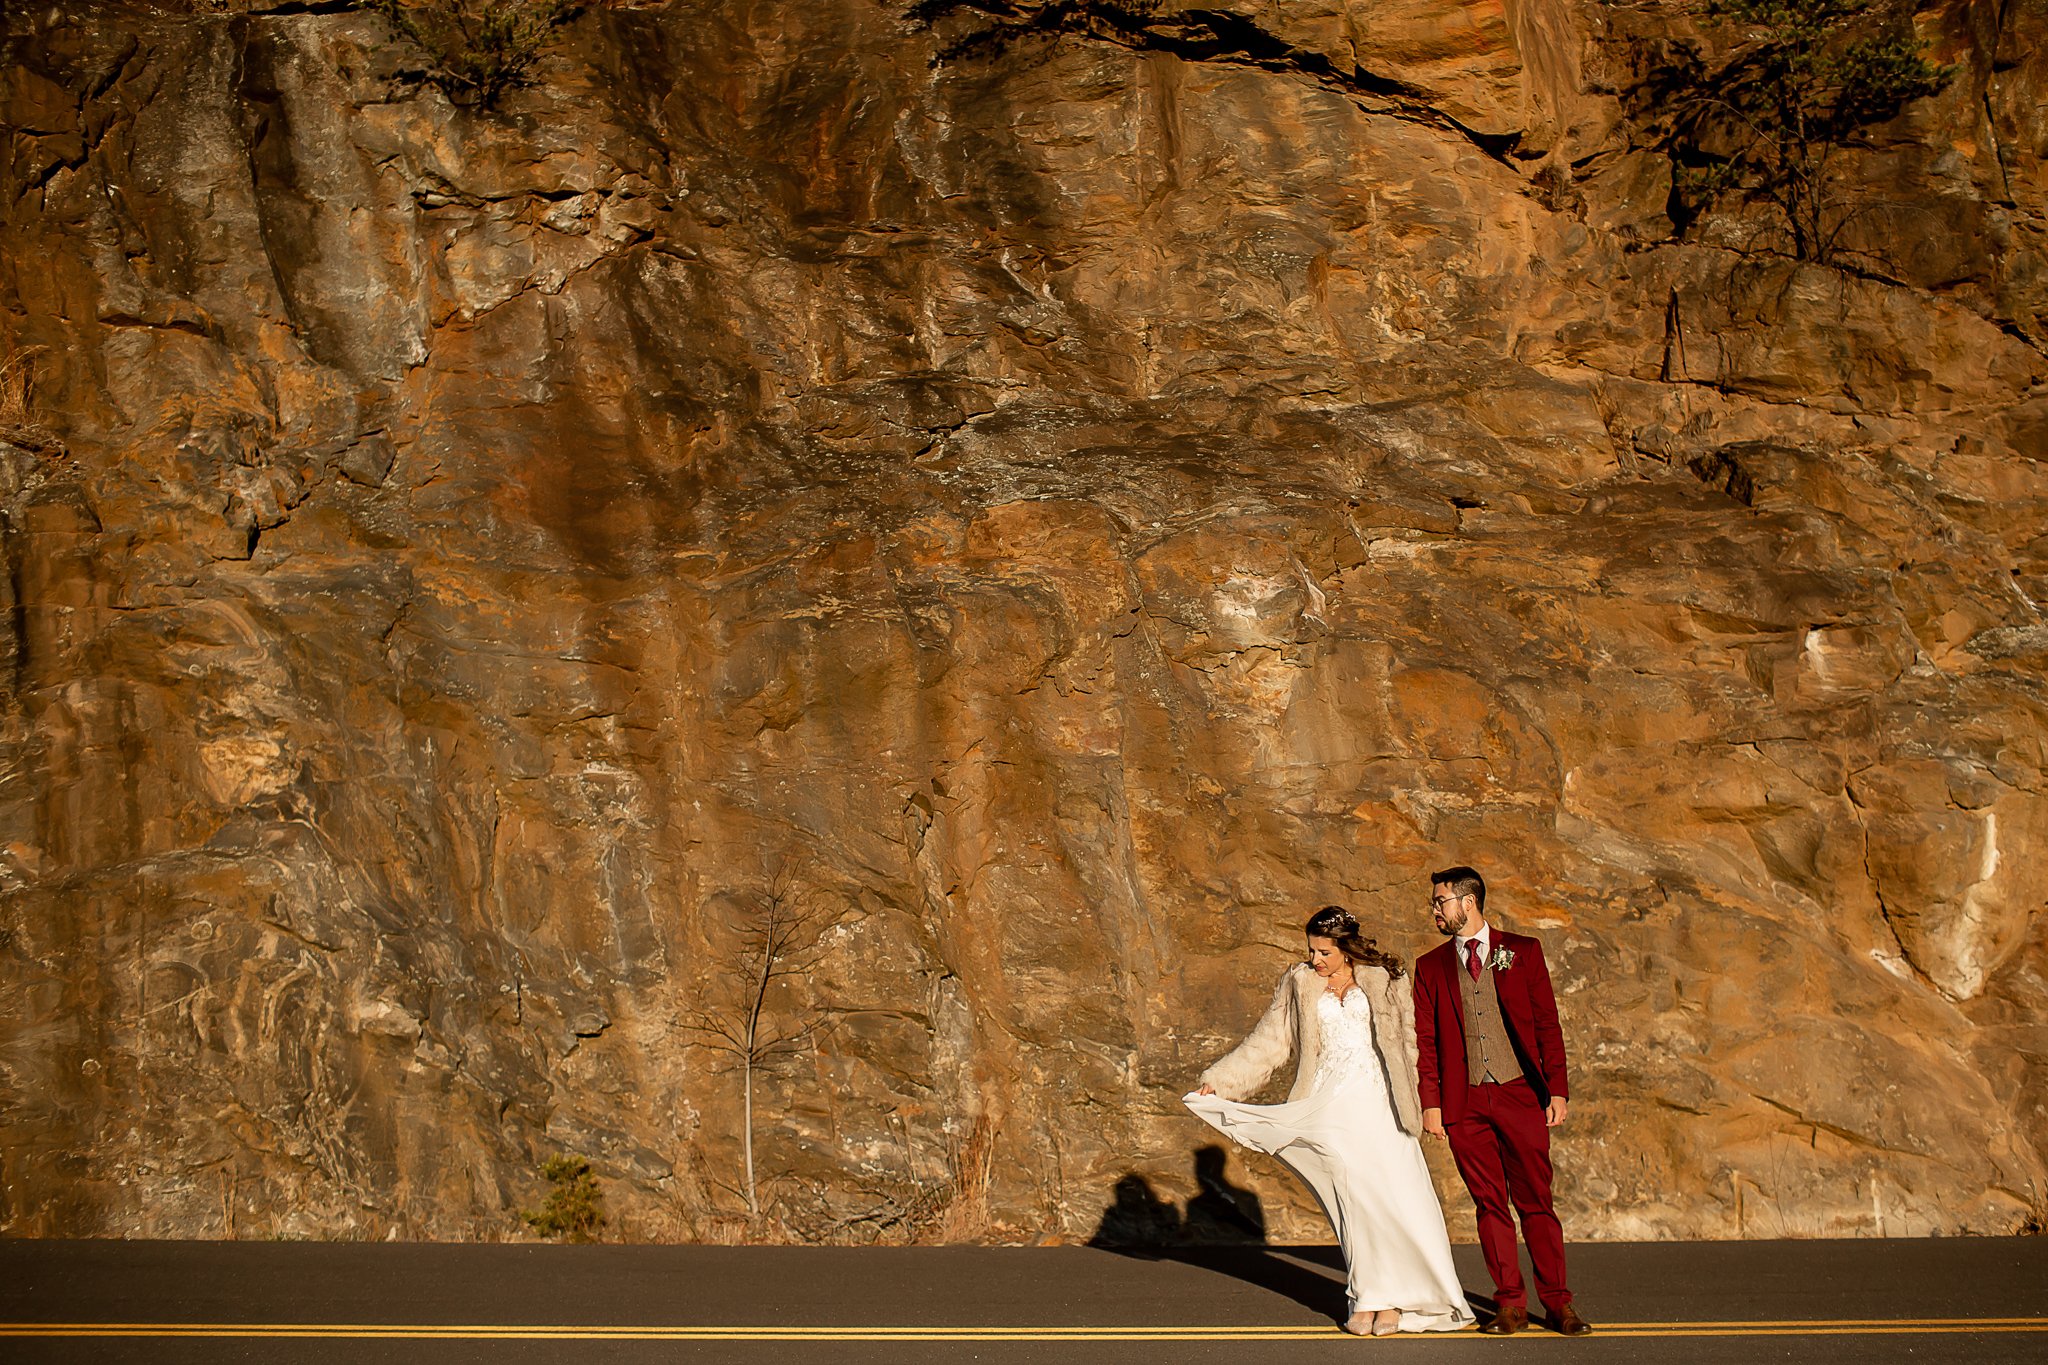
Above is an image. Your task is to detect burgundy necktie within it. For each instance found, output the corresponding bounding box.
[1466,938,1483,980]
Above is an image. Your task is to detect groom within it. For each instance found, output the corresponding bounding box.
[1414,866,1592,1337]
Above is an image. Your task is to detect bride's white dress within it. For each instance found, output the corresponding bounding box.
[1184,987,1474,1331]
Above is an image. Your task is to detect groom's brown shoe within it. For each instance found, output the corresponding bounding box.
[1478,1306,1527,1335]
[1550,1305,1593,1336]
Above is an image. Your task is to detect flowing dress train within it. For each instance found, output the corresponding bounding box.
[1185,988,1473,1331]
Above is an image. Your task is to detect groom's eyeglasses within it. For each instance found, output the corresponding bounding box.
[1430,895,1461,909]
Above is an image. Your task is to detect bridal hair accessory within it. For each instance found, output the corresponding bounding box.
[1489,947,1517,972]
[1307,905,1359,937]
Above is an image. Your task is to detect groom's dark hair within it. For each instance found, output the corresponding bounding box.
[1431,865,1486,912]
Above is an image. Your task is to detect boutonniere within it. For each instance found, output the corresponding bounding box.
[1489,947,1517,972]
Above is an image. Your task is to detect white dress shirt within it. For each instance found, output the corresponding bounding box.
[1457,922,1492,973]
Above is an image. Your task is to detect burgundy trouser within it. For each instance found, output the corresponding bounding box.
[1445,1078,1572,1313]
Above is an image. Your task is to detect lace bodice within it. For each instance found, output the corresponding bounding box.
[1311,987,1385,1091]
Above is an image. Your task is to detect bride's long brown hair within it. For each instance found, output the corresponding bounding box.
[1305,905,1405,979]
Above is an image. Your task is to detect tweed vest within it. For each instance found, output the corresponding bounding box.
[1458,938,1520,1084]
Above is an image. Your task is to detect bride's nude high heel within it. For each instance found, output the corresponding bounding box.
[1343,1309,1403,1337]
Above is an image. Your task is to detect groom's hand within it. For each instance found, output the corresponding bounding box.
[1197,1083,1216,1096]
[1422,1107,1445,1140]
[1545,1097,1569,1128]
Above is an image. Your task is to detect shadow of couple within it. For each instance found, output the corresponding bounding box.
[1087,1146,1495,1325]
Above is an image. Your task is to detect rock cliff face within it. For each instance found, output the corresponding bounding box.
[1,0,2045,1243]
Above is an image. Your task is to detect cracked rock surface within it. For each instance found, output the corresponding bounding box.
[1,0,2045,1242]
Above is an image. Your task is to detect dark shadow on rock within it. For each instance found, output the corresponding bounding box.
[1086,1150,1348,1321]
[1183,1144,1265,1243]
[1088,1173,1184,1248]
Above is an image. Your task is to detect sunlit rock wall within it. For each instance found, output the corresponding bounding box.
[1,0,2044,1242]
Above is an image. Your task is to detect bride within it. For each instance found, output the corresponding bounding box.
[1185,906,1474,1336]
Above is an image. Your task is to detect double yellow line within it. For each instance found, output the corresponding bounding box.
[0,1318,2043,1341]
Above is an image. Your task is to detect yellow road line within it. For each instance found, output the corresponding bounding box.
[0,1319,2043,1341]
[1623,1318,2047,1329]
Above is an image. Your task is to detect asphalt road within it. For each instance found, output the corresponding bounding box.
[3,1236,2045,1363]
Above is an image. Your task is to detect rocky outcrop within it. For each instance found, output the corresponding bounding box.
[0,0,2043,1244]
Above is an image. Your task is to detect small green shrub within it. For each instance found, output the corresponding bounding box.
[521,1154,607,1242]
[370,0,583,109]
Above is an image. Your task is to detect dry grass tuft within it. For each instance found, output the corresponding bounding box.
[371,0,584,109]
[0,347,59,453]
[0,350,38,427]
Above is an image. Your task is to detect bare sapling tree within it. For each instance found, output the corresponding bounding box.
[681,864,838,1219]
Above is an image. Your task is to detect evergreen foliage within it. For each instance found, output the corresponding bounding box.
[1660,0,1954,264]
[521,1154,607,1242]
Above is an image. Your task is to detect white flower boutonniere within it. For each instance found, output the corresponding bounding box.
[1489,947,1517,973]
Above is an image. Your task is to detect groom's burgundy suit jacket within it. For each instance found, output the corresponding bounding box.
[1414,929,1569,1123]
